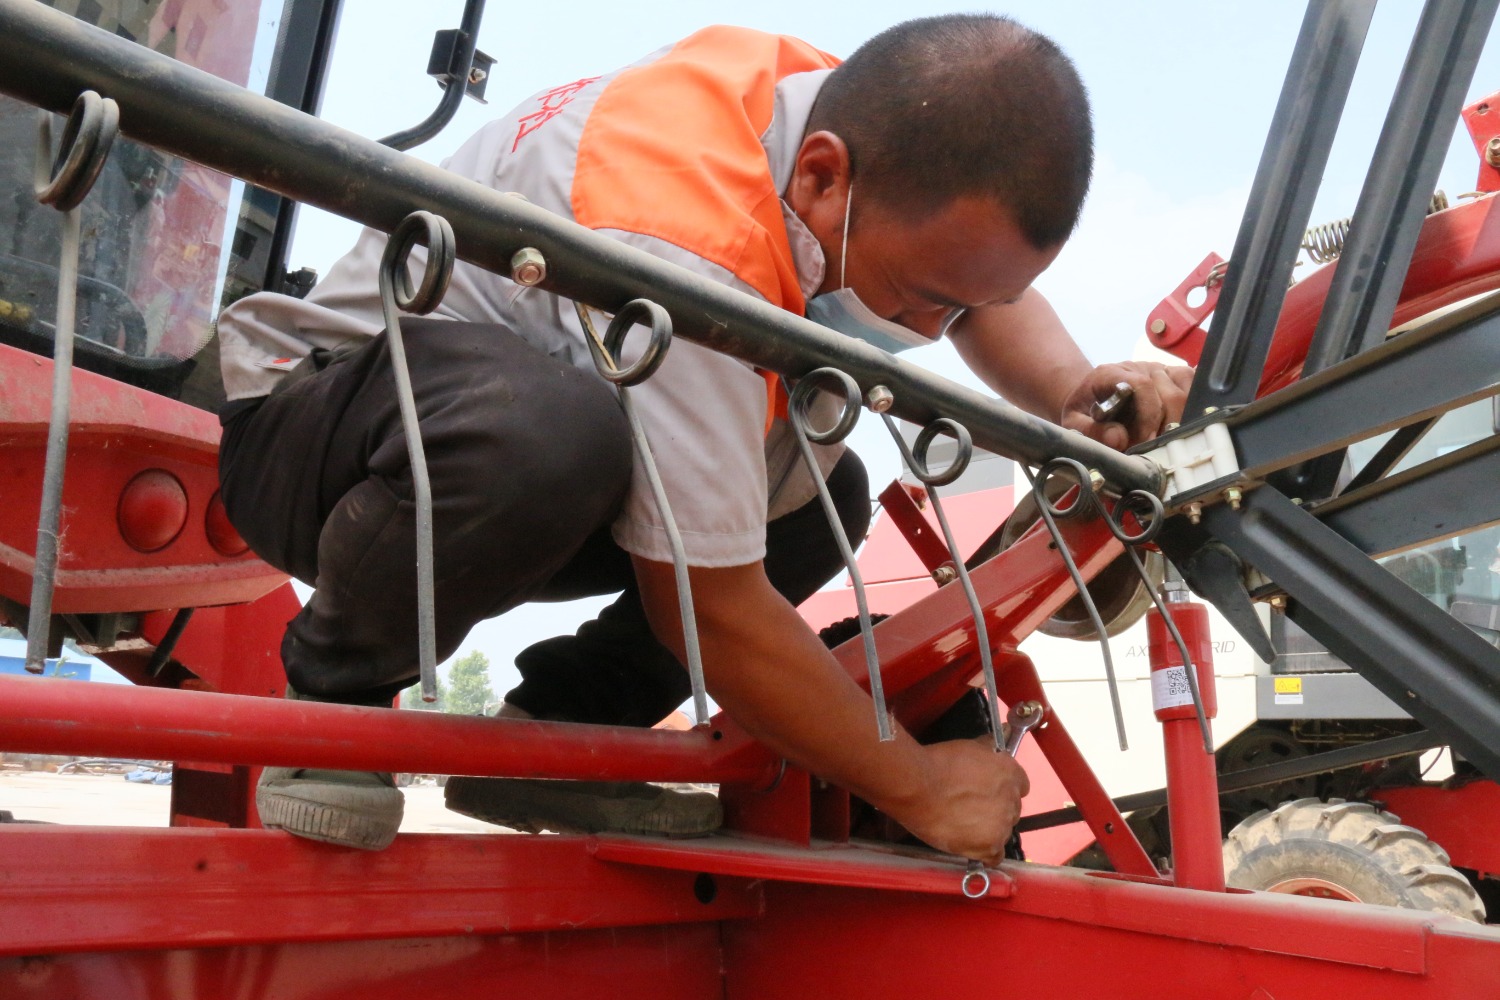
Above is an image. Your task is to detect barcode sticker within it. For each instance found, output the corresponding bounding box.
[1151,665,1194,711]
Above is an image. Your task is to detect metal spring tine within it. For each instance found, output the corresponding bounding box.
[575,299,709,727]
[1036,458,1212,753]
[1109,489,1214,755]
[25,92,118,675]
[783,368,892,742]
[1019,461,1129,751]
[880,414,1002,753]
[377,211,456,704]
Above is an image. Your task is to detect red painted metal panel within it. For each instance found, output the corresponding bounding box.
[723,870,1500,999]
[1379,780,1500,879]
[0,674,776,787]
[134,584,299,696]
[593,832,1014,899]
[1149,195,1500,397]
[0,341,286,612]
[0,922,727,1000]
[0,826,758,957]
[858,483,1015,586]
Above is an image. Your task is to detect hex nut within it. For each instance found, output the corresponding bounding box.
[510,247,547,286]
[866,385,895,413]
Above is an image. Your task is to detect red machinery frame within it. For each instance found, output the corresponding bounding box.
[5,293,1500,996]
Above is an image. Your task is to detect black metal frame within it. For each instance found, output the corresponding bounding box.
[1176,0,1500,778]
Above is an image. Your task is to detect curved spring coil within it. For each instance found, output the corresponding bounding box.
[1301,191,1449,266]
[25,91,120,675]
[1026,458,1213,753]
[576,299,710,726]
[378,211,456,703]
[879,413,1007,753]
[1301,217,1351,266]
[784,368,893,742]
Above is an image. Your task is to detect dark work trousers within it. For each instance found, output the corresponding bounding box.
[219,320,871,725]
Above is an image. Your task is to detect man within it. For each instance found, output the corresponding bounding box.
[216,15,1190,858]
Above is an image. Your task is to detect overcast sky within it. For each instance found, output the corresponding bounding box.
[287,2,1500,699]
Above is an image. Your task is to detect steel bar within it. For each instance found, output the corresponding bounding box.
[23,185,78,674]
[1340,417,1433,494]
[1303,0,1499,376]
[0,675,775,786]
[1313,430,1500,556]
[1184,0,1375,415]
[1215,292,1500,489]
[1016,728,1440,832]
[1281,0,1498,502]
[0,1,1160,495]
[378,0,486,151]
[1201,487,1500,780]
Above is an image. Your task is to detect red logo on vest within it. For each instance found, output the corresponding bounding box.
[512,77,601,152]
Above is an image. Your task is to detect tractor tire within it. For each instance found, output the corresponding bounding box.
[1223,797,1485,922]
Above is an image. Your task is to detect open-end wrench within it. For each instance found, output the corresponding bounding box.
[962,699,1045,899]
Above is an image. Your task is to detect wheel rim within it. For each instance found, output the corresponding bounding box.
[1264,876,1364,902]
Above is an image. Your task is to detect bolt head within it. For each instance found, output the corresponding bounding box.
[1186,501,1203,526]
[510,247,547,286]
[1149,318,1167,336]
[933,564,957,585]
[866,385,895,413]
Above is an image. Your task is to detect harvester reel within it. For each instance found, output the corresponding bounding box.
[995,479,1165,641]
[1223,797,1485,923]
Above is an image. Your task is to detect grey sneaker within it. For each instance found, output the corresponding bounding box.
[257,766,404,850]
[444,777,721,836]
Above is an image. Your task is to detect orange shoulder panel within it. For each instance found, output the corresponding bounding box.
[572,27,839,313]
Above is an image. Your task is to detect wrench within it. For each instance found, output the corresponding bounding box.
[962,700,1045,899]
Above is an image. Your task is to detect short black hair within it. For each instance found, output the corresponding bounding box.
[808,14,1093,249]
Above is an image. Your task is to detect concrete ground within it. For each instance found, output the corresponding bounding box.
[0,769,498,834]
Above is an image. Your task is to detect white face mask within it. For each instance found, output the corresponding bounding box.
[804,184,961,353]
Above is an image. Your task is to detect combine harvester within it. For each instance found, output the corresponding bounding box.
[2,0,1500,995]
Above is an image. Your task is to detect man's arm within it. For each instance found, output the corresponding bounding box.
[948,288,1193,449]
[633,555,1029,866]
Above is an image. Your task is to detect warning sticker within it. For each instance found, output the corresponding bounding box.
[1274,676,1304,706]
[1151,666,1194,711]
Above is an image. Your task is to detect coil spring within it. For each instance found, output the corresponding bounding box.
[1301,191,1449,266]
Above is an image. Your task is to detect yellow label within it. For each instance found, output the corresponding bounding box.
[1274,677,1303,695]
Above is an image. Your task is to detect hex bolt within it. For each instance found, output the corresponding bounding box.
[933,564,957,585]
[1223,486,1243,510]
[510,247,547,286]
[1088,469,1105,493]
[1487,136,1500,169]
[1185,501,1203,525]
[1268,595,1287,610]
[866,385,895,413]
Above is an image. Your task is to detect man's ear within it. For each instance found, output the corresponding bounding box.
[785,130,851,231]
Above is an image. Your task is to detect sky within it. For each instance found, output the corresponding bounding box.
[285,1,1500,700]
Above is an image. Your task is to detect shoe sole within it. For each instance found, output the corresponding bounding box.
[444,778,721,836]
[257,785,403,850]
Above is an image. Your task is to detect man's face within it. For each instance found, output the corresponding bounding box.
[826,192,1063,340]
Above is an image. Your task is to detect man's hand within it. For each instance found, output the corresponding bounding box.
[1061,361,1194,450]
[635,556,1028,866]
[890,737,1030,867]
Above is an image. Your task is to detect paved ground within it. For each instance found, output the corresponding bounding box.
[0,769,498,834]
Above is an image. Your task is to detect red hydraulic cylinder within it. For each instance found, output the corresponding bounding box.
[1148,587,1225,891]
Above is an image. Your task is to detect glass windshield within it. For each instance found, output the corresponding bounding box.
[0,0,291,405]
